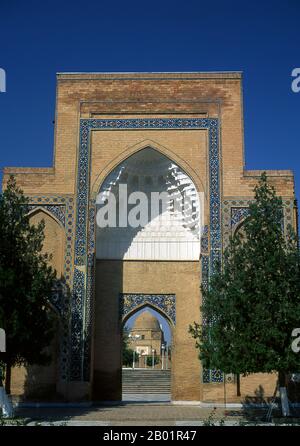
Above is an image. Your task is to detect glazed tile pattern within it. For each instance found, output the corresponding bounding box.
[28,204,66,227]
[201,225,209,254]
[222,198,294,244]
[120,294,176,326]
[231,207,250,229]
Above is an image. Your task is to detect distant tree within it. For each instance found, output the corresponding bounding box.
[190,173,300,415]
[122,328,139,367]
[146,356,159,367]
[0,176,56,393]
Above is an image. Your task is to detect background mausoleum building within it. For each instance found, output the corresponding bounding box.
[3,72,297,403]
[128,311,165,357]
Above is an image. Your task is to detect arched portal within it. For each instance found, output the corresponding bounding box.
[122,306,173,402]
[28,208,65,278]
[92,147,203,402]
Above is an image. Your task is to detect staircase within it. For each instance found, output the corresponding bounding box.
[122,369,171,397]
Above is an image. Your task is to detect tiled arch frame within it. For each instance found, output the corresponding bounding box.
[222,198,295,245]
[71,117,222,382]
[91,136,206,195]
[120,294,176,328]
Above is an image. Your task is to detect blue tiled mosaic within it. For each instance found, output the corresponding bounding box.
[231,207,250,228]
[120,294,176,326]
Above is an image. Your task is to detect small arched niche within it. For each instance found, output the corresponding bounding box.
[122,307,172,401]
[96,147,203,261]
[234,219,248,241]
[28,209,65,278]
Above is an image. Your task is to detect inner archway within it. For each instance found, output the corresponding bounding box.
[122,306,172,402]
[93,146,202,402]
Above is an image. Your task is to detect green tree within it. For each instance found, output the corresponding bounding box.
[0,176,56,393]
[122,329,138,367]
[190,173,300,414]
[146,355,159,367]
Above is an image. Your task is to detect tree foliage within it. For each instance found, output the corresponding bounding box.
[122,328,138,367]
[146,355,159,367]
[190,173,300,381]
[0,176,56,392]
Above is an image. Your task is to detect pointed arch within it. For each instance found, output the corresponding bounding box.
[122,302,174,330]
[28,208,65,278]
[91,138,206,201]
[120,293,176,329]
[233,217,249,237]
[27,206,65,229]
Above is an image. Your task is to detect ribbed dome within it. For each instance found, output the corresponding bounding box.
[133,311,160,330]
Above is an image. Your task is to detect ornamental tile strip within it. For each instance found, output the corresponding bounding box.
[120,294,176,326]
[201,225,209,253]
[70,269,85,380]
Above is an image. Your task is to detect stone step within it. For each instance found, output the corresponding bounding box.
[123,385,171,388]
[122,370,171,373]
[123,390,171,393]
[122,369,171,395]
[123,372,171,374]
[122,391,171,394]
[124,386,170,389]
[123,376,171,382]
[123,381,171,385]
[123,383,170,386]
[122,373,171,377]
[123,384,171,386]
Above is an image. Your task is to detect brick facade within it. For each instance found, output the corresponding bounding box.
[3,72,297,402]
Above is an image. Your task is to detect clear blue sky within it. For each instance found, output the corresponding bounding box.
[0,0,299,198]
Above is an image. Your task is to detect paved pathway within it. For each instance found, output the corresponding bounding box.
[15,402,265,426]
[122,393,170,402]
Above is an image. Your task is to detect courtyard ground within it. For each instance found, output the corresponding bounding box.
[6,400,299,426]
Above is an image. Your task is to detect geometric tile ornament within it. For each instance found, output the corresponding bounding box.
[231,207,250,229]
[28,204,66,227]
[201,225,209,254]
[222,198,294,243]
[203,369,224,384]
[120,294,176,326]
[71,117,221,381]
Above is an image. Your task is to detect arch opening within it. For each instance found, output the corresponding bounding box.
[96,147,203,261]
[28,209,65,278]
[122,306,172,402]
